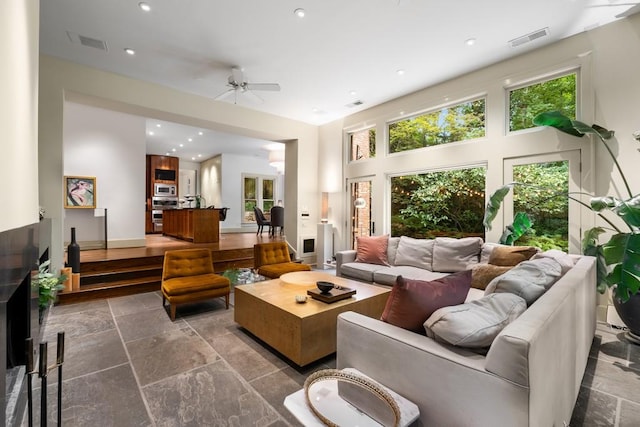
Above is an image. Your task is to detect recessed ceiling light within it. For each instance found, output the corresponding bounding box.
[148,131,154,135]
[350,90,357,96]
[294,8,305,18]
[156,123,161,128]
[198,154,202,158]
[465,38,476,46]
[172,148,176,152]
[165,152,170,155]
[179,144,184,147]
[124,48,136,55]
[396,69,405,76]
[188,138,192,142]
[138,2,151,12]
[198,131,203,136]
[192,157,195,161]
[312,108,319,113]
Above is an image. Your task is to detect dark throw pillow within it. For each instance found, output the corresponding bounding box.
[355,235,389,265]
[380,270,472,333]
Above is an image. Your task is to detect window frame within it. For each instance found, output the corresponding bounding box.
[346,126,377,163]
[505,67,581,136]
[386,95,487,156]
[241,173,277,224]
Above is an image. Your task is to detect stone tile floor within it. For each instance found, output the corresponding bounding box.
[22,291,640,426]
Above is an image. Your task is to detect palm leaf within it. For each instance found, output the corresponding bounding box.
[602,233,640,302]
[533,111,583,137]
[500,212,533,245]
[483,184,512,229]
[612,194,640,228]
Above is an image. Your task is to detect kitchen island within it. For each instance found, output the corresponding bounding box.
[163,208,221,243]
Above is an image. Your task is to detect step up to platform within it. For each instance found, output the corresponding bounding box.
[57,246,256,305]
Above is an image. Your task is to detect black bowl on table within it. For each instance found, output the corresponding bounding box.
[316,281,335,294]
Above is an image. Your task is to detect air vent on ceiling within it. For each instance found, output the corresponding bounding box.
[509,27,549,48]
[66,31,109,52]
[345,100,364,108]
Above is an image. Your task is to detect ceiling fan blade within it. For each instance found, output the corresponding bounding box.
[231,67,244,84]
[246,83,281,92]
[214,88,235,101]
[242,89,264,104]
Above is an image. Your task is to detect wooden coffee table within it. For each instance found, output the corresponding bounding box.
[234,272,390,366]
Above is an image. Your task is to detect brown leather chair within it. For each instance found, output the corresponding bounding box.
[161,248,230,321]
[254,242,311,279]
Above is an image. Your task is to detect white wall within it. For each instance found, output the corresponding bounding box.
[1,0,39,232]
[178,159,200,201]
[39,56,319,269]
[63,102,146,248]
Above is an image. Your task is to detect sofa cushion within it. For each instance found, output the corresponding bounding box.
[470,264,512,290]
[531,249,575,275]
[340,262,386,282]
[394,236,434,270]
[355,235,389,266]
[432,237,483,272]
[387,237,401,265]
[488,245,539,266]
[484,258,562,306]
[373,266,449,286]
[380,270,471,333]
[424,293,527,348]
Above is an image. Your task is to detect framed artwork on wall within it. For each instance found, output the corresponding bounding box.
[64,176,96,209]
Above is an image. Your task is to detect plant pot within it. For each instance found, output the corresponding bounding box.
[613,292,640,345]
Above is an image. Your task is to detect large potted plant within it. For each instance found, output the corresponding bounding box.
[483,111,640,342]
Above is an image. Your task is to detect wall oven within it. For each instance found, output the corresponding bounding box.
[151,210,164,232]
[154,183,177,197]
[152,196,178,210]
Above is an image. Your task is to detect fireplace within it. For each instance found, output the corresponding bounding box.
[0,221,46,426]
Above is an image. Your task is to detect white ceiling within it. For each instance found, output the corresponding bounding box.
[40,0,639,161]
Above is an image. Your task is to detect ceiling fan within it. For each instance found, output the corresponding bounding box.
[215,68,280,104]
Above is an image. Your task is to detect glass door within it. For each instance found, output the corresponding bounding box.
[348,179,373,249]
[503,150,581,253]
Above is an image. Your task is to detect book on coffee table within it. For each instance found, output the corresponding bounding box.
[307,287,356,303]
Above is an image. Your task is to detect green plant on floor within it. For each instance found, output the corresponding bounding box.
[222,268,241,285]
[33,260,66,310]
[483,111,640,302]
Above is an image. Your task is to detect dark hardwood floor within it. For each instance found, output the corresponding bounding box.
[58,232,284,305]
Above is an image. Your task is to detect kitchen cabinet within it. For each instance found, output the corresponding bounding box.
[163,208,221,243]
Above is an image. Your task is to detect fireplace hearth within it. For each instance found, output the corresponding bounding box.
[0,220,48,426]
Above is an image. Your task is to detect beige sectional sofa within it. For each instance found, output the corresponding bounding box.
[336,236,485,286]
[335,242,597,426]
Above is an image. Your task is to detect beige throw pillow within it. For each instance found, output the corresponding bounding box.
[394,236,434,270]
[432,237,483,272]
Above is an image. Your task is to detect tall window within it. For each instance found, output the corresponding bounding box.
[388,98,485,154]
[508,72,577,132]
[243,175,276,223]
[349,128,376,161]
[390,167,486,238]
[512,161,569,251]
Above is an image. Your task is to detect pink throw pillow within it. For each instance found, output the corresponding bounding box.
[355,235,389,266]
[381,270,472,334]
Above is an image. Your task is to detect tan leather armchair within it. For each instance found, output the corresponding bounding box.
[253,242,311,279]
[161,248,230,321]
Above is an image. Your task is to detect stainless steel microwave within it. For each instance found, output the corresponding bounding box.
[154,183,176,197]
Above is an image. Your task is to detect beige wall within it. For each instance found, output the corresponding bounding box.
[1,0,39,232]
[318,14,640,318]
[39,56,319,268]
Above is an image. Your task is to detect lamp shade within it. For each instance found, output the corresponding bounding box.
[321,192,329,223]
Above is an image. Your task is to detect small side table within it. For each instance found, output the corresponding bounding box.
[284,368,419,426]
